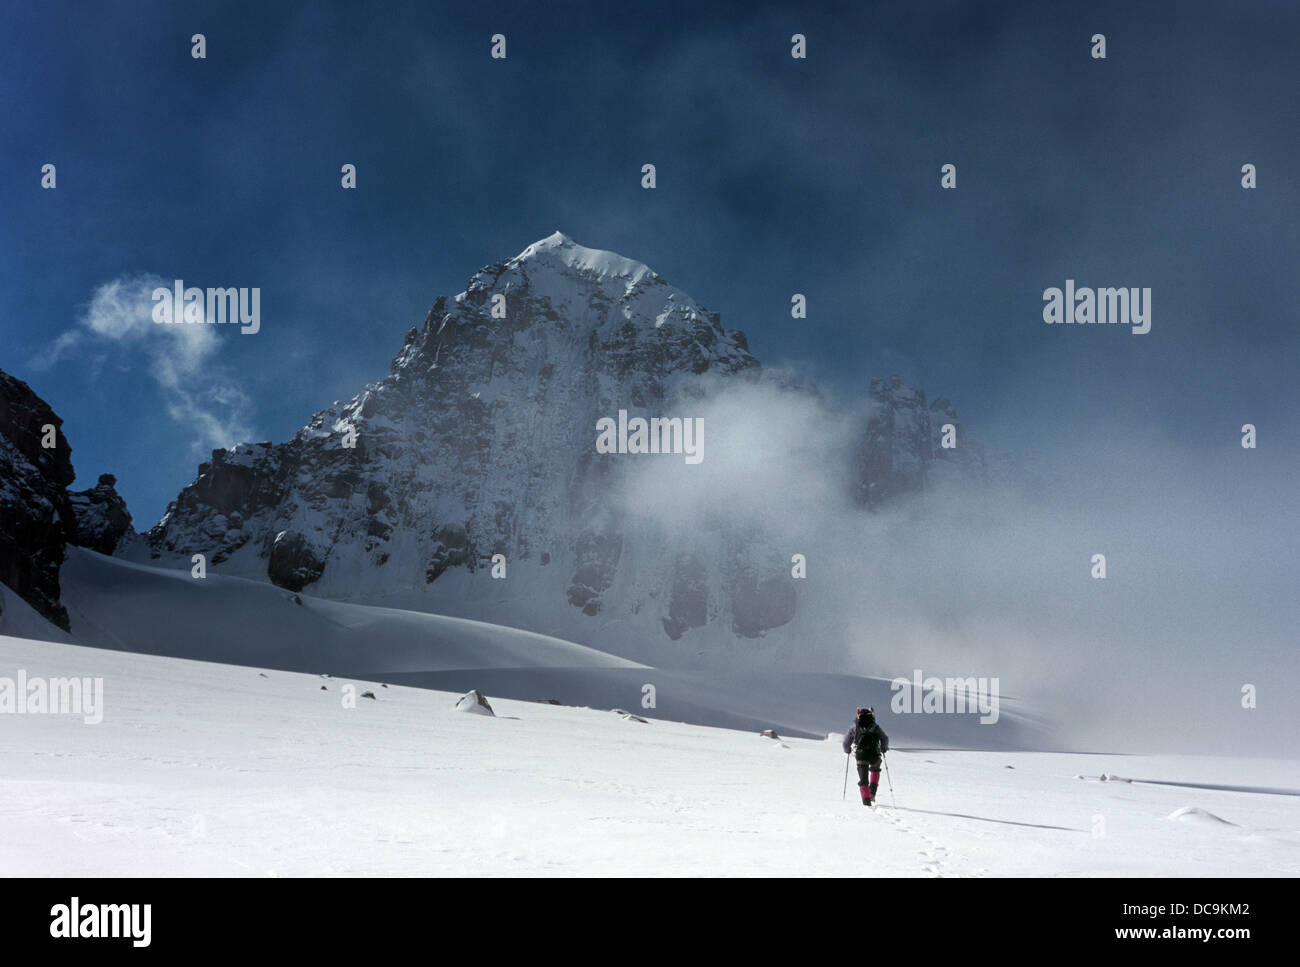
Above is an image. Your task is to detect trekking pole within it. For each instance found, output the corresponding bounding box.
[842,752,851,800]
[883,755,896,808]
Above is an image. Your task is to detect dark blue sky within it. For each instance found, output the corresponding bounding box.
[3,0,1297,522]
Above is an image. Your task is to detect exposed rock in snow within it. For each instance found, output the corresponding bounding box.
[454,689,495,716]
[267,529,326,592]
[0,368,76,630]
[68,473,136,555]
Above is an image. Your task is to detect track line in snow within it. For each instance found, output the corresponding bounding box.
[889,806,1084,832]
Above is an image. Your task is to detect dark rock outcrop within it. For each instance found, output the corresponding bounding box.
[0,368,76,630]
[267,530,326,592]
[68,473,135,554]
[853,376,987,508]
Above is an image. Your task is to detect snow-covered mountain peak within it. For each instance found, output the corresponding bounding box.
[510,231,658,285]
[143,237,984,660]
[446,232,733,362]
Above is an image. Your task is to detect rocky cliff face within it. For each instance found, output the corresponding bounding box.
[853,376,987,508]
[69,473,136,555]
[145,234,985,650]
[0,368,76,630]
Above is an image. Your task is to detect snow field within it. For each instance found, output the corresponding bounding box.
[2,635,1296,877]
